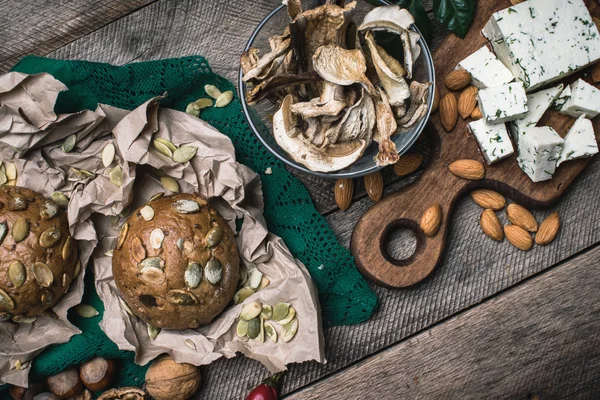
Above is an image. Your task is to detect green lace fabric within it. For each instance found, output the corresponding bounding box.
[5,55,378,390]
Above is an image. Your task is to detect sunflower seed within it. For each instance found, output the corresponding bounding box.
[0,222,7,244]
[155,138,177,152]
[33,262,53,287]
[119,298,135,317]
[278,307,296,325]
[5,163,16,180]
[172,146,198,163]
[152,140,173,158]
[176,238,184,250]
[138,257,164,271]
[247,269,263,289]
[41,289,54,307]
[261,305,273,320]
[131,236,146,263]
[140,205,155,221]
[39,226,62,248]
[264,322,277,342]
[240,300,262,321]
[167,290,198,306]
[0,312,10,322]
[272,303,291,322]
[51,192,69,208]
[8,261,26,288]
[160,176,179,193]
[247,317,260,339]
[185,262,202,289]
[62,134,77,152]
[74,260,81,278]
[0,288,15,310]
[12,217,29,242]
[62,273,69,288]
[140,266,166,285]
[75,304,99,318]
[117,223,128,249]
[184,339,197,350]
[204,258,222,285]
[149,228,164,249]
[40,200,59,220]
[62,237,74,260]
[109,166,123,187]
[12,315,36,323]
[148,324,160,340]
[172,199,200,214]
[0,171,7,185]
[281,318,298,343]
[8,195,27,211]
[102,143,116,168]
[236,319,249,337]
[204,84,222,99]
[215,90,234,107]
[205,226,224,247]
[234,287,255,304]
[258,276,270,290]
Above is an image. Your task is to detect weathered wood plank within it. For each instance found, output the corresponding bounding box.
[0,0,155,73]
[286,244,600,400]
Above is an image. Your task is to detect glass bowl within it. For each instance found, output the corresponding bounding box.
[238,0,435,179]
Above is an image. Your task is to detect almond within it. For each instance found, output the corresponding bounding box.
[470,189,506,210]
[420,204,442,237]
[504,225,533,251]
[470,105,483,120]
[480,209,503,241]
[432,87,440,113]
[458,86,479,119]
[592,63,600,84]
[444,70,471,91]
[440,93,458,131]
[594,16,600,32]
[393,153,423,176]
[535,212,560,245]
[448,159,485,180]
[506,203,538,232]
[364,171,383,202]
[334,178,354,211]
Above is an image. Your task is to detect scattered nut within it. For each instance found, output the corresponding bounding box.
[145,354,202,400]
[46,367,83,398]
[79,357,115,392]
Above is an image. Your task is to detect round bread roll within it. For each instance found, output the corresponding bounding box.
[112,192,240,329]
[0,186,78,322]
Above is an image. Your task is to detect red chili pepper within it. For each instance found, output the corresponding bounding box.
[246,372,284,400]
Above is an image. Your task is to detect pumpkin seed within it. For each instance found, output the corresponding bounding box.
[258,277,270,290]
[0,222,7,244]
[196,98,213,109]
[62,273,69,288]
[148,324,160,340]
[264,322,277,342]
[155,138,177,152]
[247,317,260,339]
[172,199,200,214]
[176,238,184,250]
[0,162,5,175]
[51,192,69,208]
[131,236,146,263]
[138,257,164,271]
[152,140,173,158]
[205,226,224,247]
[104,250,113,257]
[33,262,53,287]
[236,319,249,337]
[0,288,15,310]
[12,217,29,242]
[259,315,265,342]
[140,266,166,285]
[80,169,95,178]
[272,303,291,322]
[204,258,222,285]
[184,339,197,350]
[62,237,74,260]
[8,195,27,211]
[41,289,54,306]
[149,192,165,202]
[234,287,255,304]
[40,200,59,220]
[14,360,22,370]
[12,315,36,323]
[278,307,296,325]
[119,205,132,218]
[172,146,198,163]
[160,176,179,193]
[204,84,222,99]
[238,267,248,287]
[140,205,154,221]
[261,305,273,320]
[119,298,135,317]
[8,261,26,288]
[101,143,116,168]
[281,318,299,343]
[75,304,99,318]
[0,312,10,322]
[5,163,16,180]
[185,103,201,117]
[0,171,7,185]
[247,268,263,289]
[109,166,123,187]
[39,226,62,248]
[215,90,234,107]
[117,223,128,249]
[74,260,81,278]
[62,134,77,152]
[185,262,202,289]
[240,300,262,321]
[149,228,164,249]
[183,240,194,253]
[5,180,16,186]
[167,290,198,306]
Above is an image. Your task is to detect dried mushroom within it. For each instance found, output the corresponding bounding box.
[373,88,399,166]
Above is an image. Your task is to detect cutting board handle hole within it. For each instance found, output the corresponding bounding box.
[381,220,422,266]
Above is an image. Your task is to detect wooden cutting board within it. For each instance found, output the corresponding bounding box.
[351,0,600,288]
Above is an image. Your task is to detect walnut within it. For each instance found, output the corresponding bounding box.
[97,387,146,400]
[144,355,201,400]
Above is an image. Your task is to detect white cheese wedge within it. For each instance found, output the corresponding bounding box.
[482,0,600,92]
[557,79,600,118]
[516,126,564,182]
[468,119,515,165]
[478,82,528,124]
[557,116,598,166]
[456,45,514,89]
[510,83,565,143]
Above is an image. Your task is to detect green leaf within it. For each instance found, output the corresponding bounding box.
[402,0,433,44]
[432,0,476,38]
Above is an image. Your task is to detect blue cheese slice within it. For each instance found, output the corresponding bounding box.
[482,0,600,92]
[557,79,600,118]
[557,116,598,166]
[468,119,515,165]
[456,46,514,89]
[516,127,564,182]
[478,82,528,124]
[510,83,565,143]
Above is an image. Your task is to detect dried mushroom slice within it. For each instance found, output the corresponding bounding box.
[245,72,320,104]
[373,88,399,167]
[242,37,291,82]
[398,81,432,130]
[240,47,260,76]
[325,88,376,144]
[312,44,374,93]
[39,226,62,248]
[290,82,347,120]
[167,290,198,306]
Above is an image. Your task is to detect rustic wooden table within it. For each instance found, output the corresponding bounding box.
[2,0,599,399]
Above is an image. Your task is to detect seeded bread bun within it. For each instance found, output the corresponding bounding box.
[112,192,240,329]
[0,186,78,322]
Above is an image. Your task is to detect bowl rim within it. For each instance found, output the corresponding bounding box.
[238,0,436,179]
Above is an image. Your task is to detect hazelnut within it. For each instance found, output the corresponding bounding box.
[46,368,82,399]
[9,383,44,400]
[31,394,60,400]
[79,357,115,391]
[70,389,92,400]
[9,386,26,400]
[145,355,201,400]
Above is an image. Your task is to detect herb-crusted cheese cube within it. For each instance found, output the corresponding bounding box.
[516,126,564,182]
[557,116,598,166]
[456,46,514,89]
[557,79,600,118]
[478,82,528,124]
[482,0,600,92]
[553,85,571,111]
[510,83,565,143]
[468,119,515,165]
